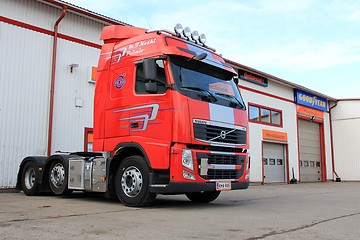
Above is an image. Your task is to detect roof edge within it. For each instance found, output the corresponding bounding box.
[225,58,337,101]
[37,0,131,26]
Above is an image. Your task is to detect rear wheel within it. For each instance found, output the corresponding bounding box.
[21,162,40,196]
[49,160,68,195]
[115,156,156,207]
[186,191,221,203]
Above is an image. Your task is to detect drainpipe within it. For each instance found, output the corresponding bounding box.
[48,6,67,156]
[329,100,341,181]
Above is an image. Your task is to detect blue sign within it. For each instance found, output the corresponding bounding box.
[295,89,327,111]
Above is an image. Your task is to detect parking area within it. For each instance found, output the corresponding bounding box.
[0,182,359,240]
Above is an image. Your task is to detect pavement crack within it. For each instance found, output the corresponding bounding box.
[0,209,140,226]
[245,212,360,240]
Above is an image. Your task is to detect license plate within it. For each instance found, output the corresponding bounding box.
[216,181,231,191]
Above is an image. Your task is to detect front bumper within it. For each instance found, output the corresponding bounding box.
[150,180,249,194]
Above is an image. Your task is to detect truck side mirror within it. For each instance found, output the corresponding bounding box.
[143,58,158,93]
[145,81,158,93]
[233,77,239,85]
[143,58,157,82]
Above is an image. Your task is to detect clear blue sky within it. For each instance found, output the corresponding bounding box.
[70,0,360,99]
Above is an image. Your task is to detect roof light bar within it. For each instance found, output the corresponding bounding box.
[174,23,208,47]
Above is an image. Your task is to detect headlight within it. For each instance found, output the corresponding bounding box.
[182,149,194,171]
[245,171,250,180]
[183,170,196,181]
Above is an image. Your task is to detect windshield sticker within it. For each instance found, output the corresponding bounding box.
[209,82,235,96]
[114,74,126,89]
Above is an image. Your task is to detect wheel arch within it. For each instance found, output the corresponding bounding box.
[106,143,152,198]
[16,156,47,190]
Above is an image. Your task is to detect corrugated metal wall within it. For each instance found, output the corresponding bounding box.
[0,22,52,187]
[0,0,106,187]
[51,38,100,153]
[332,100,360,181]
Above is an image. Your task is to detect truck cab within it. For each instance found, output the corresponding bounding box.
[94,24,249,205]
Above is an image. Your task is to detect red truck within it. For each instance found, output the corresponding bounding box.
[17,24,250,207]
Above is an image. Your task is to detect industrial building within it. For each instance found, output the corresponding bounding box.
[1,0,359,188]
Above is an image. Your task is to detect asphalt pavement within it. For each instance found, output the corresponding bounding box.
[0,182,359,239]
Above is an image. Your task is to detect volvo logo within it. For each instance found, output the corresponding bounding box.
[220,131,227,139]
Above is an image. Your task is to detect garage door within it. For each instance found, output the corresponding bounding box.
[263,142,285,183]
[298,119,322,182]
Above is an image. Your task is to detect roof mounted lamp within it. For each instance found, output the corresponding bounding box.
[191,30,199,43]
[174,23,183,37]
[183,27,191,40]
[199,33,206,45]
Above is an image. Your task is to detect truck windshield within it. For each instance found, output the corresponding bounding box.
[169,55,246,110]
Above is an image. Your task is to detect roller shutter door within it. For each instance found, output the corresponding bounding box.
[298,119,322,182]
[263,143,285,183]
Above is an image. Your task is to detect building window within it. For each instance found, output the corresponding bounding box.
[248,103,282,127]
[260,108,270,123]
[249,105,260,121]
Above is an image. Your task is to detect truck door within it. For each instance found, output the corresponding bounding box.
[105,64,132,139]
[128,59,172,142]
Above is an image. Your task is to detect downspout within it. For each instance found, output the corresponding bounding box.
[329,100,341,181]
[48,6,67,156]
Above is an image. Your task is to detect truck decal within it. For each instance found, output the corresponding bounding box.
[113,103,160,131]
[102,38,157,65]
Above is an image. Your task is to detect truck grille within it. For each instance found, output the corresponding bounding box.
[193,122,246,146]
[197,153,245,180]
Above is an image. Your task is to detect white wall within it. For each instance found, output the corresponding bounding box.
[0,0,106,187]
[0,22,52,187]
[239,79,300,183]
[237,77,335,183]
[331,100,360,181]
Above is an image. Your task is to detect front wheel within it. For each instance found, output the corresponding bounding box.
[115,156,156,207]
[186,191,221,203]
[21,161,40,196]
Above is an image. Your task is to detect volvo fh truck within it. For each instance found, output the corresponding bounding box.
[17,24,250,207]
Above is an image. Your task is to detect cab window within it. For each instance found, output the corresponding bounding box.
[135,60,167,94]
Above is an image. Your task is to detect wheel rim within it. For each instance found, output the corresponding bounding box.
[121,166,143,198]
[24,168,36,190]
[50,163,65,188]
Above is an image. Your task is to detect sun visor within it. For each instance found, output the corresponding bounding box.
[100,25,148,41]
[163,36,237,76]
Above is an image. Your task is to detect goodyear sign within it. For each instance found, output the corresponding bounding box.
[295,89,327,111]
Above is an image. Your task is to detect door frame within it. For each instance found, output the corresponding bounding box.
[297,116,326,182]
[262,141,289,184]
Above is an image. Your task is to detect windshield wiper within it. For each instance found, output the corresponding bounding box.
[180,87,217,102]
[215,92,244,108]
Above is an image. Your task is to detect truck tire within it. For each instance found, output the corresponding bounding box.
[49,160,68,195]
[21,161,40,196]
[115,156,156,207]
[186,191,221,203]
